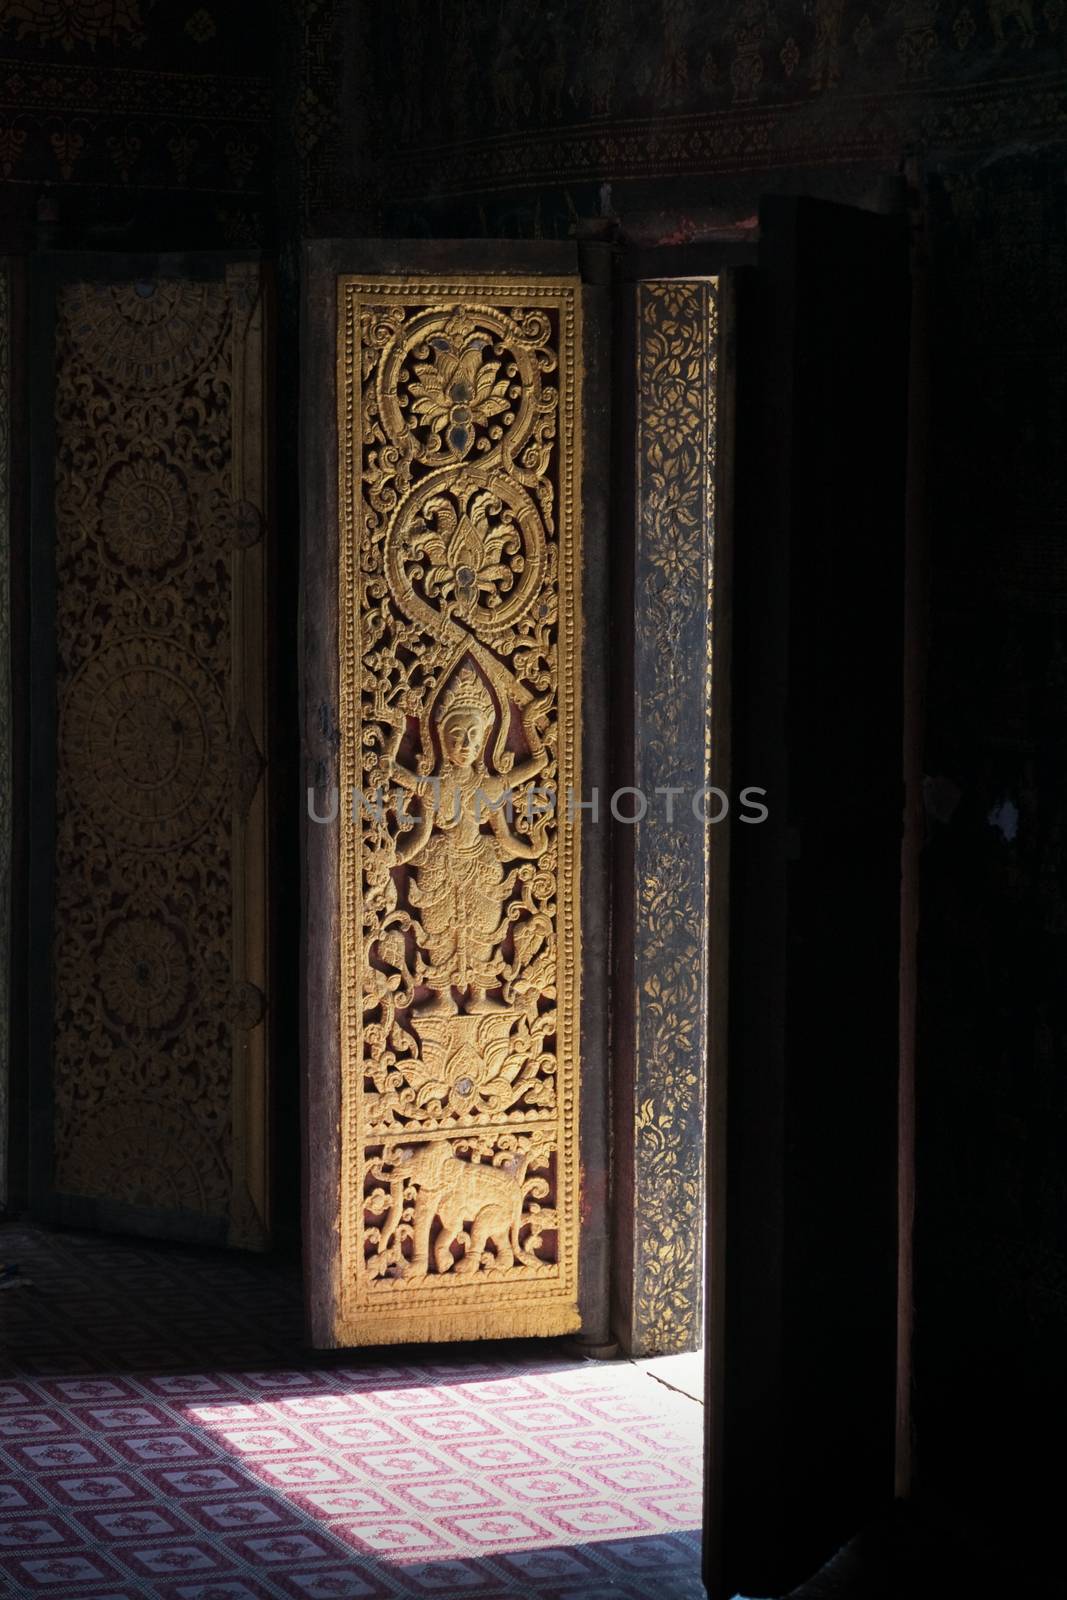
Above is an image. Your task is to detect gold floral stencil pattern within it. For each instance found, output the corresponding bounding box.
[337,276,582,1346]
[630,278,718,1354]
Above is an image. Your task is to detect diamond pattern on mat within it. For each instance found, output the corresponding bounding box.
[0,1224,705,1598]
[49,1473,150,1507]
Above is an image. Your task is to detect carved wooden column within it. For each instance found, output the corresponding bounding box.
[612,275,720,1357]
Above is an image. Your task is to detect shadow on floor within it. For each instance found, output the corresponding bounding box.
[749,1501,1018,1600]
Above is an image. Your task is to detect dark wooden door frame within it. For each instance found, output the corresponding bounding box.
[704,197,911,1598]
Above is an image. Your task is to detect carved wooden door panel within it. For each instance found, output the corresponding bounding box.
[29,256,271,1248]
[302,242,611,1348]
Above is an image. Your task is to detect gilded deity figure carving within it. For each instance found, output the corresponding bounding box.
[382,665,550,1018]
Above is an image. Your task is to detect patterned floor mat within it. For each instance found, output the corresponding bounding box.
[0,1226,705,1600]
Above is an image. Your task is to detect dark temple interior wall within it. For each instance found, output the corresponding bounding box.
[918,149,1067,1552]
[0,0,275,250]
[286,0,1067,1571]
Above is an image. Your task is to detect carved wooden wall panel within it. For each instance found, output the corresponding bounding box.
[337,275,582,1344]
[614,277,718,1356]
[49,265,269,1246]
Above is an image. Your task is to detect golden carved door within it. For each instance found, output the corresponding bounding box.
[29,257,271,1249]
[302,242,612,1347]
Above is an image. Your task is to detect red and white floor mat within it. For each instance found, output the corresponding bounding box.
[0,1227,704,1600]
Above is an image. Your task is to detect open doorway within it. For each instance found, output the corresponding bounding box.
[1,200,912,1600]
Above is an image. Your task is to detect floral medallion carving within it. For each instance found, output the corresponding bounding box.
[99,458,190,573]
[63,281,228,394]
[60,636,228,852]
[338,276,582,1344]
[56,1094,231,1218]
[98,915,190,1031]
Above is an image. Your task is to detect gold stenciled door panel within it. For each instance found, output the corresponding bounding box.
[337,276,582,1345]
[41,263,269,1246]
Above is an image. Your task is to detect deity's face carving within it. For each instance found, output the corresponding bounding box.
[439,710,489,768]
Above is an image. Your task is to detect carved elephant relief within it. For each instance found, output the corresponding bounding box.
[372,1140,549,1278]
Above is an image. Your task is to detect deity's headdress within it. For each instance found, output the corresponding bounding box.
[434,666,495,726]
